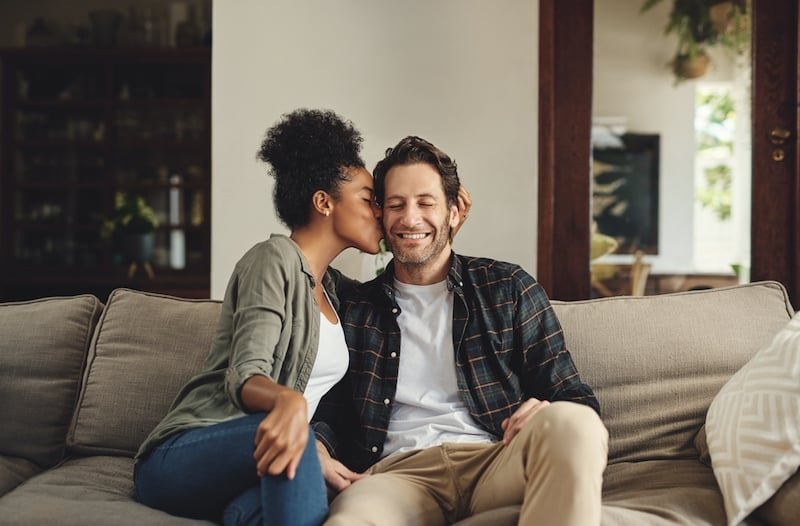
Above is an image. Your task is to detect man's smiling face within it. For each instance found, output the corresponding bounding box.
[382,162,458,269]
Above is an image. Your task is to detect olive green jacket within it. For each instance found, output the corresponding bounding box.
[136,234,340,459]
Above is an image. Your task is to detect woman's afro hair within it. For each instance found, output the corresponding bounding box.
[257,109,365,229]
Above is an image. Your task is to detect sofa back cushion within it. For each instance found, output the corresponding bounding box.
[67,288,221,457]
[0,295,103,468]
[552,281,794,465]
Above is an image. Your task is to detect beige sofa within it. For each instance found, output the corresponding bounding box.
[0,282,797,525]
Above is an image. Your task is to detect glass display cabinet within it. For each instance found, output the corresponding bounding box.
[0,48,210,301]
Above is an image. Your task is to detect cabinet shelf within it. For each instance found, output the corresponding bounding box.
[14,181,108,189]
[12,221,102,231]
[17,100,107,109]
[115,99,205,107]
[1,48,211,302]
[14,140,108,149]
[115,140,208,150]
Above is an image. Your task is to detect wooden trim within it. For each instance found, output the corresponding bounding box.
[537,0,556,293]
[751,0,799,307]
[795,1,800,308]
[537,0,593,300]
[796,3,800,307]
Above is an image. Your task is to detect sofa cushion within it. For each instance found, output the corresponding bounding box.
[552,281,794,465]
[0,456,41,498]
[602,459,728,525]
[696,425,797,524]
[705,311,800,525]
[67,289,222,457]
[0,456,213,526]
[0,295,103,469]
[452,459,732,526]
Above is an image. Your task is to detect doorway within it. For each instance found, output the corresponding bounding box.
[538,0,800,306]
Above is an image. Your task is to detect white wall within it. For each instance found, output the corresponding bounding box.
[593,0,736,273]
[212,0,539,299]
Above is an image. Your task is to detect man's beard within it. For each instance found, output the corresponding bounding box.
[386,215,451,267]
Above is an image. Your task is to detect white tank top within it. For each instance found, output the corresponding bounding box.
[303,307,348,421]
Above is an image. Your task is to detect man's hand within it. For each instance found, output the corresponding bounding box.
[501,397,551,445]
[316,440,366,492]
[253,389,308,479]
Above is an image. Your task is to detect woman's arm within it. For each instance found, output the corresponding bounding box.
[241,375,309,480]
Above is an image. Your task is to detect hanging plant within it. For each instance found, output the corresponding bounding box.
[641,0,748,81]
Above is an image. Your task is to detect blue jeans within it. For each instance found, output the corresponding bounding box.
[134,413,327,526]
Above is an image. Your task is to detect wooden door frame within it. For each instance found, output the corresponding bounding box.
[538,0,800,306]
[750,0,800,305]
[537,0,593,301]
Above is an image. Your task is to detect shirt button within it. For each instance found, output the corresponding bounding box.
[391,308,398,314]
[383,398,390,405]
[390,352,397,358]
[371,446,378,453]
[459,281,463,286]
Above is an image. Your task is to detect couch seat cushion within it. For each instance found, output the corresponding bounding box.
[601,459,726,525]
[0,456,41,497]
[453,459,740,526]
[67,289,222,457]
[0,456,212,526]
[552,281,794,464]
[0,295,103,469]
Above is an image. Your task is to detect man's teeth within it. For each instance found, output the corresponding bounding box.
[399,233,427,239]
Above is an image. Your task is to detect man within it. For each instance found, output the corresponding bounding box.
[315,136,608,526]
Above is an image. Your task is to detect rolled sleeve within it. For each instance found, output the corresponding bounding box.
[223,247,291,410]
[225,364,270,411]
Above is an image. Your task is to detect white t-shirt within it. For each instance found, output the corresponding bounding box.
[303,309,348,420]
[383,279,494,457]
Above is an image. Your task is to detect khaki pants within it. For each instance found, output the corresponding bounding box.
[326,401,608,526]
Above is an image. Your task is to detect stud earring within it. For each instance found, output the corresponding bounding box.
[325,211,330,217]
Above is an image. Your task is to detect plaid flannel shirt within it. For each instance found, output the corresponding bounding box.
[313,253,599,472]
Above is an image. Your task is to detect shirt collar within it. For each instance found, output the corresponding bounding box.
[377,252,465,297]
[269,233,316,285]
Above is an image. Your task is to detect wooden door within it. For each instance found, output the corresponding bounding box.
[538,0,800,307]
[750,1,800,306]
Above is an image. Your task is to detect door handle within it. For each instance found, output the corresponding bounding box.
[769,127,791,145]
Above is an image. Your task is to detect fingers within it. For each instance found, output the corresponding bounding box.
[452,186,472,240]
[253,411,308,478]
[457,185,472,222]
[502,398,550,445]
[321,457,367,493]
[255,428,306,478]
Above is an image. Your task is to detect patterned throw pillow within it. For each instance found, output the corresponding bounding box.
[706,311,800,526]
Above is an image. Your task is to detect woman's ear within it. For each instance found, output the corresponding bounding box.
[312,190,333,217]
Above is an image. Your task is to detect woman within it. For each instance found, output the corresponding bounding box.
[134,109,382,526]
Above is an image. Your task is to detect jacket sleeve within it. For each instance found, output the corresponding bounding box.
[223,245,290,410]
[512,268,601,416]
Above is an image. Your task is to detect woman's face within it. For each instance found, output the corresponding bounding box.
[330,166,383,254]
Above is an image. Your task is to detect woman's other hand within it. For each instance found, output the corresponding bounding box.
[316,440,366,492]
[452,185,472,239]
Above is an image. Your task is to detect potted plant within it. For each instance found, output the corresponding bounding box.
[101,192,160,264]
[641,0,748,81]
